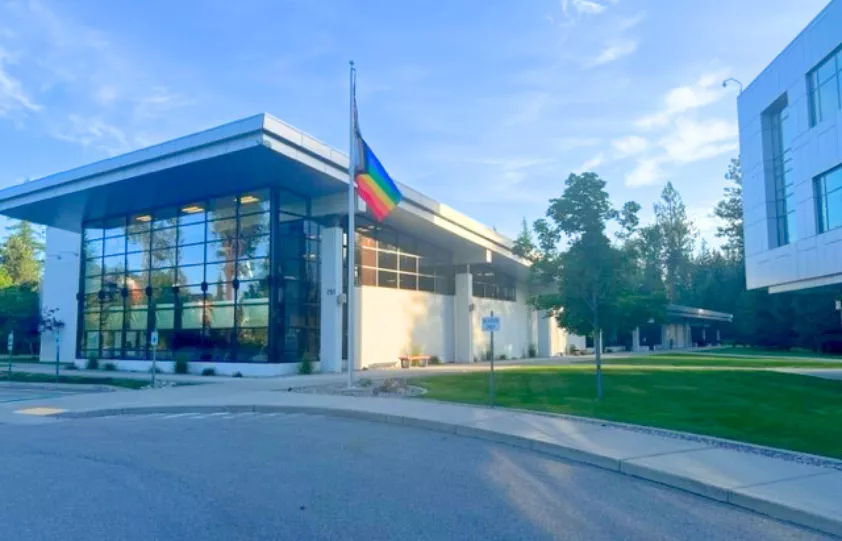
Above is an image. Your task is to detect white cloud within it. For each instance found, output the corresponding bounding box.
[635,69,730,129]
[660,117,738,164]
[626,157,664,187]
[0,48,40,116]
[95,85,118,105]
[612,135,648,157]
[50,114,129,155]
[576,153,605,172]
[688,207,719,239]
[555,136,603,152]
[561,0,619,17]
[589,40,638,67]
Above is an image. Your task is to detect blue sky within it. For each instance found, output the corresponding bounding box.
[0,0,832,243]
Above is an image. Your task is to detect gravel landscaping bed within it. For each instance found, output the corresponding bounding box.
[288,378,426,398]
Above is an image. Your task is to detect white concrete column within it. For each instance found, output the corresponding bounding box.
[685,323,693,348]
[40,227,81,363]
[716,329,721,343]
[661,324,669,349]
[454,271,473,363]
[632,327,641,352]
[537,313,553,357]
[319,226,343,373]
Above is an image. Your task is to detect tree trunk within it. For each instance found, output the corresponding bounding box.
[593,291,603,400]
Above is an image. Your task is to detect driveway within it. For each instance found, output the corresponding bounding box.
[0,412,831,541]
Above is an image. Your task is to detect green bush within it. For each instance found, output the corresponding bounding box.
[85,357,99,370]
[428,355,441,365]
[201,367,216,377]
[358,378,373,387]
[299,352,314,375]
[232,371,243,378]
[103,362,117,371]
[173,357,189,375]
[497,354,507,360]
[527,344,537,358]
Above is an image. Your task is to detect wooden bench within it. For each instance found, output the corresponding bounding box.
[399,355,430,369]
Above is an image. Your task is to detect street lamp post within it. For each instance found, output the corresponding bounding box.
[722,78,744,94]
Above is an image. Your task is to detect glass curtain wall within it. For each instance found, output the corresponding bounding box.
[79,187,320,363]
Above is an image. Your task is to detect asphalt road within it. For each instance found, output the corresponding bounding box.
[0,412,832,541]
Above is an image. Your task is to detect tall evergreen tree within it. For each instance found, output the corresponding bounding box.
[0,221,44,286]
[654,182,696,303]
[714,158,744,263]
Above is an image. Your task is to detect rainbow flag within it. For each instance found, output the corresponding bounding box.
[354,138,402,221]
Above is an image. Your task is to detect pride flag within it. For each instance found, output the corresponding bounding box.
[354,136,402,221]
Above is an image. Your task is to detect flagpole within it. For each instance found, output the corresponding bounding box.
[346,60,357,388]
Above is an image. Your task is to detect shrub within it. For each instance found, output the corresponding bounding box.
[497,354,507,360]
[358,378,373,387]
[64,363,78,370]
[201,367,216,377]
[527,343,537,358]
[85,357,99,370]
[232,371,243,378]
[428,355,441,365]
[484,349,493,361]
[299,352,314,375]
[173,356,189,375]
[149,366,163,374]
[103,362,117,371]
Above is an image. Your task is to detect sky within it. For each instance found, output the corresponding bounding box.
[0,0,832,244]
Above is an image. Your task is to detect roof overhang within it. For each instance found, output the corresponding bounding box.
[0,113,529,276]
[667,304,733,323]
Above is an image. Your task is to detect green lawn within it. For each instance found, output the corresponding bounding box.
[599,354,842,368]
[706,346,842,359]
[0,371,151,390]
[417,367,842,459]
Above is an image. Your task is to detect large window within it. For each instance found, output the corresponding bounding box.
[815,164,842,234]
[765,99,796,247]
[79,188,319,363]
[471,266,516,302]
[352,218,454,295]
[809,46,842,127]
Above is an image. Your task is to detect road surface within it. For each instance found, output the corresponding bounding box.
[0,412,831,540]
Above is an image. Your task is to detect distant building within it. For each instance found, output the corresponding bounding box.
[741,0,842,293]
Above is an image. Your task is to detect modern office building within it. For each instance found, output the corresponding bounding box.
[0,114,589,375]
[741,0,842,293]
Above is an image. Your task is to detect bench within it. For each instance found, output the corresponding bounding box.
[399,355,430,369]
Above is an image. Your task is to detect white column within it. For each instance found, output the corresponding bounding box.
[537,313,552,357]
[319,225,343,373]
[685,323,693,348]
[40,227,81,364]
[454,271,473,363]
[716,329,721,343]
[632,327,641,352]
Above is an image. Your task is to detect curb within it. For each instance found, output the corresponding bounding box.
[53,404,841,538]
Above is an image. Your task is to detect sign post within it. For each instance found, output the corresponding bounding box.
[6,331,12,378]
[54,328,60,383]
[481,312,501,407]
[150,330,159,387]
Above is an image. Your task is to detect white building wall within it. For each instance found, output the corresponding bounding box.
[357,286,454,368]
[40,227,80,363]
[471,282,532,360]
[741,0,842,291]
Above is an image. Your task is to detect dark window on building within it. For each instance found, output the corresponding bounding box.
[808,46,842,127]
[348,217,455,295]
[471,266,516,302]
[78,188,318,364]
[815,163,842,233]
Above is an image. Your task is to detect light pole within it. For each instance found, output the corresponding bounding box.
[722,78,744,94]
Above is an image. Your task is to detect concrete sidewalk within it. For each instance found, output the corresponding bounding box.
[2,378,841,537]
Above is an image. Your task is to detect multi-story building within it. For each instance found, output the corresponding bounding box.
[741,0,842,293]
